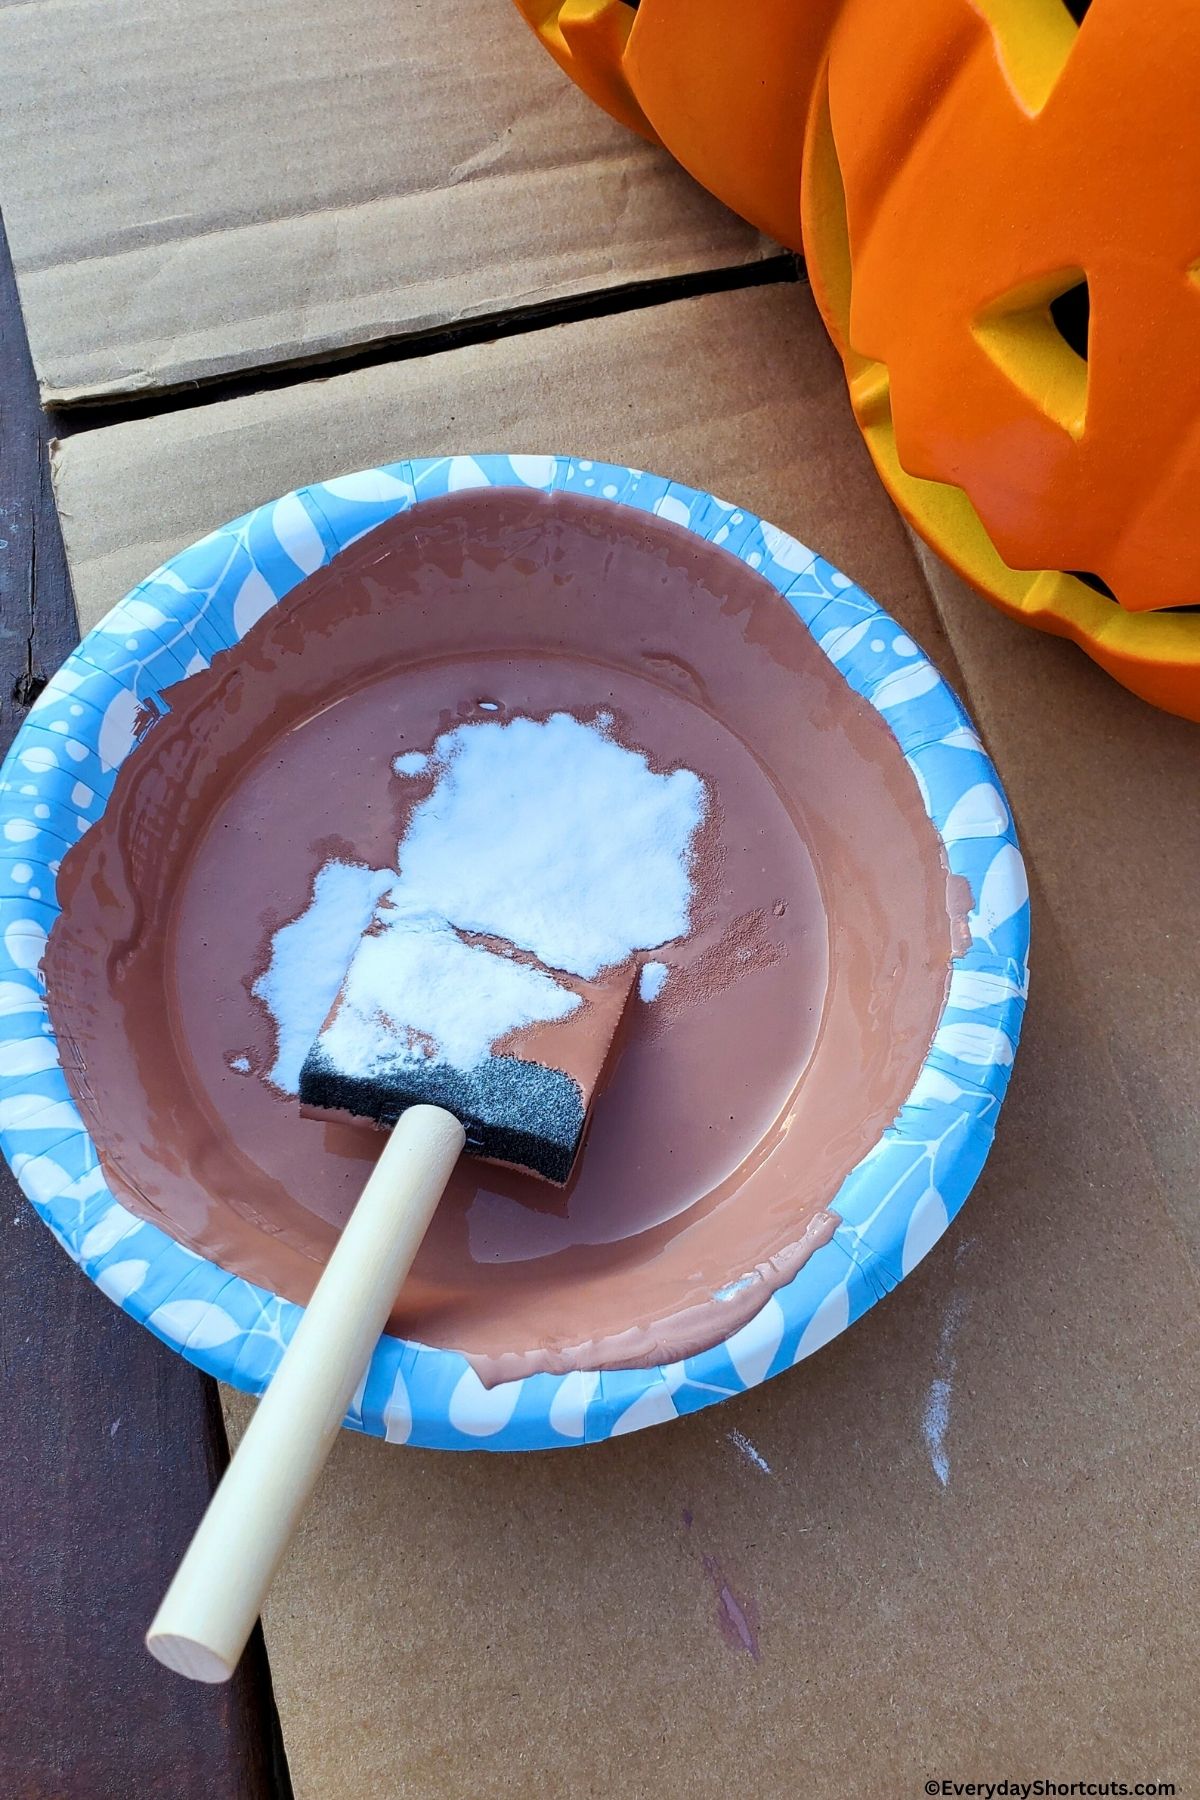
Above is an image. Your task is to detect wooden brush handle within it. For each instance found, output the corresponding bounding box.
[146,1103,466,1683]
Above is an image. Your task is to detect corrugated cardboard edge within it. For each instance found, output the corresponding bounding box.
[35,253,781,411]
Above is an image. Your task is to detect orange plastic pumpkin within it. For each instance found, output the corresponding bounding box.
[513,0,1200,721]
[511,0,829,249]
[801,0,1200,721]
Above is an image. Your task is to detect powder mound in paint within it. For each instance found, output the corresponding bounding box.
[253,861,393,1092]
[391,712,706,979]
[392,751,429,777]
[317,894,581,1077]
[255,714,706,1086]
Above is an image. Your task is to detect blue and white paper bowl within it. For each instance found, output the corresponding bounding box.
[0,455,1029,1450]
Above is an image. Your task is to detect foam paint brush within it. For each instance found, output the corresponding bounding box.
[298,893,637,1184]
[147,889,635,1682]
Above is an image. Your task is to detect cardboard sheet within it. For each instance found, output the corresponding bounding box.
[911,547,1200,1269]
[0,0,770,407]
[53,286,1200,1797]
[53,284,941,648]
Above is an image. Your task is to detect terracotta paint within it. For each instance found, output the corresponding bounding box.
[46,489,963,1380]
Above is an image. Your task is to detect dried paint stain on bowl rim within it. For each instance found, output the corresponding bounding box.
[0,455,1029,1452]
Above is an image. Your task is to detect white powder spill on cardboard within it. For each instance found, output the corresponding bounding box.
[728,1427,772,1475]
[391,712,705,979]
[254,861,393,1093]
[316,896,580,1076]
[924,1378,953,1487]
[922,1282,971,1488]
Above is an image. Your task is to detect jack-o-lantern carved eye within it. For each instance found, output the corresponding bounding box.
[1049,277,1090,360]
[975,0,1089,111]
[971,269,1091,439]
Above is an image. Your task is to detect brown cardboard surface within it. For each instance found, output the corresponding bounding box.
[52,287,1200,1796]
[911,544,1200,1270]
[0,0,769,408]
[53,283,945,652]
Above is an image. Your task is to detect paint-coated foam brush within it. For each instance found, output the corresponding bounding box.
[148,893,635,1685]
[298,891,636,1184]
